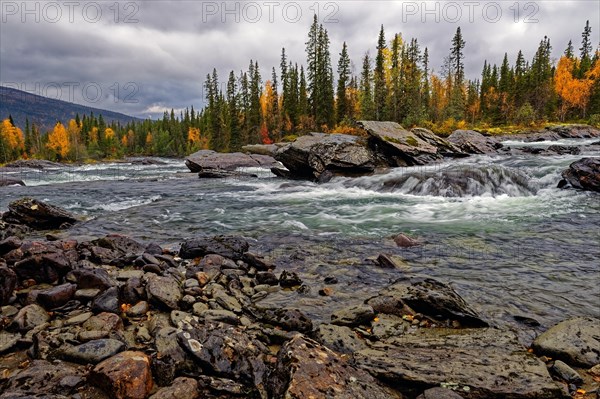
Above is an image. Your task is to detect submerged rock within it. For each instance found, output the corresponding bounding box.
[559,158,600,192]
[532,316,600,368]
[269,334,401,399]
[0,178,25,187]
[354,328,568,398]
[2,197,77,230]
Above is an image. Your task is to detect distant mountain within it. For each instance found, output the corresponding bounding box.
[0,86,142,132]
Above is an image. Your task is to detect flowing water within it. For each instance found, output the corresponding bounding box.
[1,143,599,337]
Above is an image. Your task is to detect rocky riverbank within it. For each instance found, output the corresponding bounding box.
[1,198,599,398]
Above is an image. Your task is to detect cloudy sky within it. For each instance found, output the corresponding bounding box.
[1,0,598,119]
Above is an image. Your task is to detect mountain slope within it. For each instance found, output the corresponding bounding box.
[0,86,142,132]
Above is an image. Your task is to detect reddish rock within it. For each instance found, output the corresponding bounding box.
[83,312,124,332]
[37,283,76,309]
[0,266,17,305]
[149,377,199,399]
[90,351,153,399]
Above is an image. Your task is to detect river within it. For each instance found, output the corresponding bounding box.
[1,138,598,338]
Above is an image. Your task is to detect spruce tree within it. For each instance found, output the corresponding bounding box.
[336,42,351,124]
[359,53,375,119]
[227,71,241,151]
[580,20,592,75]
[374,25,387,120]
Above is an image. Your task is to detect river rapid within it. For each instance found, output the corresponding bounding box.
[1,138,599,339]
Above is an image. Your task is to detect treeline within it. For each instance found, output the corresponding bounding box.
[1,18,600,163]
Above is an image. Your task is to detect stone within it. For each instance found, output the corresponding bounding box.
[178,321,269,395]
[91,234,146,257]
[71,268,115,290]
[185,150,278,173]
[317,323,366,355]
[331,304,375,327]
[60,338,126,364]
[11,303,49,332]
[269,334,400,399]
[64,311,93,326]
[354,328,568,399]
[179,235,249,261]
[92,286,120,313]
[416,387,465,399]
[532,317,600,368]
[83,312,124,332]
[36,283,77,309]
[0,330,20,353]
[192,302,209,316]
[149,377,199,399]
[279,270,302,288]
[1,197,77,229]
[367,276,488,327]
[273,132,382,180]
[0,360,83,398]
[89,351,153,399]
[447,130,503,154]
[551,360,583,384]
[146,275,182,310]
[0,266,17,305]
[127,301,149,317]
[559,158,600,192]
[393,233,421,247]
[0,178,25,187]
[253,307,313,333]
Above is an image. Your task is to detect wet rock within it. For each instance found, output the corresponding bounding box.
[0,178,25,187]
[11,303,49,332]
[178,321,269,395]
[179,235,249,261]
[90,351,153,399]
[127,300,149,317]
[146,275,182,310]
[92,286,120,314]
[0,359,83,398]
[60,338,126,364]
[559,158,600,192]
[0,331,20,353]
[279,270,302,288]
[0,266,17,305]
[198,169,258,178]
[13,252,72,284]
[317,323,367,355]
[269,334,400,399]
[203,309,240,325]
[252,307,313,333]
[83,312,124,332]
[354,328,567,399]
[37,283,76,309]
[274,132,382,180]
[532,317,600,368]
[242,252,274,271]
[367,276,488,327]
[75,288,101,301]
[255,271,278,286]
[2,197,77,230]
[416,387,465,399]
[185,150,278,173]
[331,304,375,327]
[92,234,146,257]
[2,159,63,169]
[393,233,421,247]
[0,236,21,255]
[359,120,445,166]
[213,290,243,313]
[551,360,583,384]
[0,221,30,241]
[447,130,503,154]
[149,377,199,399]
[71,268,115,290]
[120,276,145,304]
[377,254,410,269]
[64,311,93,326]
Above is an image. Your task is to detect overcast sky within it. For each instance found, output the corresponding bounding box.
[1,0,598,119]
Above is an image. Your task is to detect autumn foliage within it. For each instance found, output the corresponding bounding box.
[46,122,70,160]
[0,119,25,162]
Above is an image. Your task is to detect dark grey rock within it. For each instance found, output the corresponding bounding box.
[560,158,600,192]
[91,286,120,314]
[0,266,17,305]
[1,197,77,229]
[11,304,49,332]
[179,235,249,261]
[279,270,302,288]
[417,387,465,399]
[37,283,76,309]
[317,323,367,355]
[331,304,375,327]
[146,275,182,310]
[551,360,583,384]
[0,178,25,187]
[185,150,278,172]
[60,338,126,364]
[447,130,503,154]
[532,317,600,368]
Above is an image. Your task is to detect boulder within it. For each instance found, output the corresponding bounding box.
[358,120,446,166]
[36,283,77,309]
[149,377,199,399]
[367,276,488,327]
[559,158,600,192]
[89,351,154,399]
[0,360,83,398]
[274,132,383,180]
[331,304,375,327]
[532,317,600,368]
[354,328,568,399]
[2,159,62,169]
[1,197,77,229]
[146,275,182,310]
[60,338,126,364]
[0,178,25,187]
[179,235,249,260]
[447,130,503,154]
[269,334,401,398]
[185,150,278,173]
[11,303,50,332]
[177,321,269,396]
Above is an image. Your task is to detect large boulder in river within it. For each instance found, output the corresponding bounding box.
[559,157,600,192]
[447,130,503,154]
[273,132,383,180]
[1,197,77,230]
[358,120,448,166]
[185,150,278,173]
[354,328,568,398]
[0,178,25,187]
[179,235,249,260]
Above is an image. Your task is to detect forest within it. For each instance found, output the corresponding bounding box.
[1,17,599,163]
